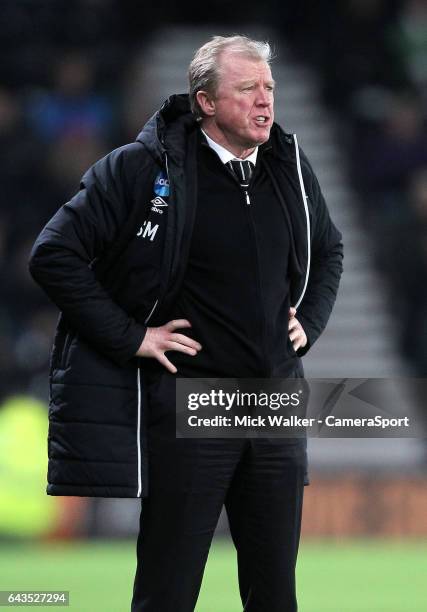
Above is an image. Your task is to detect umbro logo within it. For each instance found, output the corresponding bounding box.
[150,196,168,214]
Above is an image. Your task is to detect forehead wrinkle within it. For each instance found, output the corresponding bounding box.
[219,55,272,80]
[238,77,276,87]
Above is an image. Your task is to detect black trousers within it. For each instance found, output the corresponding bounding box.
[131,372,306,612]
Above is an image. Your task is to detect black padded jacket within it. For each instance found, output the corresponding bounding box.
[29,94,343,497]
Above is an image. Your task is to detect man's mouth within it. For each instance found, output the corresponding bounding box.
[254,116,270,125]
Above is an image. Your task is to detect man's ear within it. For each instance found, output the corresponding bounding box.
[196,90,216,117]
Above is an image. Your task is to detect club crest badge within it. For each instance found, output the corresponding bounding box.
[154,171,170,197]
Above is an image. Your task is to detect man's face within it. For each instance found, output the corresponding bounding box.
[200,52,275,155]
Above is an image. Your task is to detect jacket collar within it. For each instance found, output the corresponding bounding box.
[136,94,197,165]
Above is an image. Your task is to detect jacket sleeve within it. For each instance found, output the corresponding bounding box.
[28,145,147,366]
[296,157,344,357]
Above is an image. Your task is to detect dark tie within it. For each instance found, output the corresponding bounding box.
[228,159,254,189]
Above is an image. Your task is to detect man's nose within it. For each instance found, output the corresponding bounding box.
[256,89,272,106]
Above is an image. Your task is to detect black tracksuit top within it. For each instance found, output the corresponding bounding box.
[171,135,296,378]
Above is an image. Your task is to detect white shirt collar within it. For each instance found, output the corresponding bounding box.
[201,129,258,165]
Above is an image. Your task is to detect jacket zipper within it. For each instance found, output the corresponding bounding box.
[136,291,160,498]
[262,137,311,312]
[144,299,158,325]
[136,366,142,497]
[134,152,171,497]
[292,134,311,310]
[145,152,173,319]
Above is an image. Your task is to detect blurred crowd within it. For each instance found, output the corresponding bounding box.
[280,0,427,375]
[1,0,426,402]
[0,0,157,400]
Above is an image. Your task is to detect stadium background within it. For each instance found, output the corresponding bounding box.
[0,1,426,610]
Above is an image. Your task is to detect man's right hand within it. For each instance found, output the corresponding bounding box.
[135,319,202,374]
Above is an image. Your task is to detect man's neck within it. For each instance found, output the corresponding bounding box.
[201,125,256,160]
[201,129,258,166]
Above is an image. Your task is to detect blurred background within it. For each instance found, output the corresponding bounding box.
[0,1,426,610]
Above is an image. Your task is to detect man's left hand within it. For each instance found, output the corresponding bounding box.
[288,307,307,352]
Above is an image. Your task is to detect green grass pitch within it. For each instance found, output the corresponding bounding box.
[0,539,425,611]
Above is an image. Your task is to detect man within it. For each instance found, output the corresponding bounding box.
[29,35,343,611]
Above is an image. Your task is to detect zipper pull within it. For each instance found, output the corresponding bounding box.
[244,190,251,206]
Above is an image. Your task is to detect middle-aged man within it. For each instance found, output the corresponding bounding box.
[29,36,343,611]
